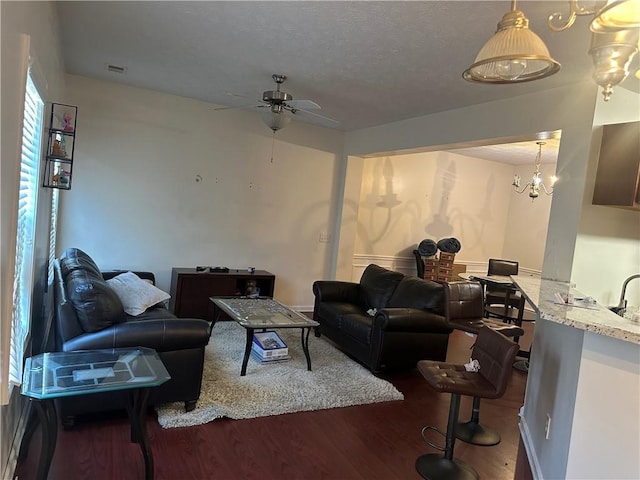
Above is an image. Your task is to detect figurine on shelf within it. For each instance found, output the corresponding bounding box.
[53,166,70,188]
[59,169,70,188]
[51,139,67,158]
[63,113,74,132]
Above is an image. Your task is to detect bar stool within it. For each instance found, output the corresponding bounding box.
[416,327,519,480]
[443,281,524,446]
[484,259,520,311]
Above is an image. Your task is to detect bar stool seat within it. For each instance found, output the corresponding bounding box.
[416,327,519,480]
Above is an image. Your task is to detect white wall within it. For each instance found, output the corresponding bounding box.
[355,151,513,260]
[520,319,584,479]
[0,1,64,477]
[58,74,345,310]
[572,87,640,308]
[351,150,554,277]
[565,331,640,479]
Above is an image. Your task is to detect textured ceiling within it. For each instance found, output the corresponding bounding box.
[55,1,637,160]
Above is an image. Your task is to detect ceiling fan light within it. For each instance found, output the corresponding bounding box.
[463,8,560,83]
[261,110,291,132]
[590,0,640,32]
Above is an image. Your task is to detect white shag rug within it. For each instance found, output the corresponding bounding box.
[155,321,404,428]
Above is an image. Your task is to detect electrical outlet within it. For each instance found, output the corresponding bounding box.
[319,232,331,243]
[545,413,551,439]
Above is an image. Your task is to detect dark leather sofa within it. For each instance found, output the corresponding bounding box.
[53,248,212,427]
[312,264,453,373]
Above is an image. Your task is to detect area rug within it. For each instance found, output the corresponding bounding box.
[155,321,404,428]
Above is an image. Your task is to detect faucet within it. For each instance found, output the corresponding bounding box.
[613,274,640,316]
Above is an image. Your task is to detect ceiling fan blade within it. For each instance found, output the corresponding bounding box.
[213,103,264,111]
[285,99,321,110]
[288,107,340,127]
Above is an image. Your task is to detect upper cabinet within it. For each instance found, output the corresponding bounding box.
[592,121,640,211]
[43,103,77,190]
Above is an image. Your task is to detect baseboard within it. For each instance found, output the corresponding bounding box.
[519,417,543,480]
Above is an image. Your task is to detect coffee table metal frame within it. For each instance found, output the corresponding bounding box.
[211,296,319,376]
[20,347,170,480]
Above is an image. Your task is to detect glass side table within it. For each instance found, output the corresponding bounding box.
[21,347,170,480]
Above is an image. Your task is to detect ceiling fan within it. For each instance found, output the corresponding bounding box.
[218,74,339,132]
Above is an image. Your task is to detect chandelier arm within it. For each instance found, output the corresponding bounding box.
[548,0,600,31]
[514,182,532,194]
[540,183,554,196]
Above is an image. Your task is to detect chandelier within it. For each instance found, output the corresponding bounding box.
[512,142,556,200]
[548,0,639,101]
[464,0,640,101]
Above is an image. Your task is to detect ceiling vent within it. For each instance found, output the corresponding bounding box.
[105,63,127,74]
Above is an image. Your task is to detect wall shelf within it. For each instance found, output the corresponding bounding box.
[43,103,78,190]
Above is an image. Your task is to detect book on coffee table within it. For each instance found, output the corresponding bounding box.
[252,331,288,360]
[250,350,290,364]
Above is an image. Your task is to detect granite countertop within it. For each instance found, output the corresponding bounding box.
[512,275,640,345]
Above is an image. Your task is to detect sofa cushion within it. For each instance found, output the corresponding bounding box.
[359,264,405,310]
[106,271,171,316]
[316,302,367,330]
[340,314,373,345]
[387,276,444,314]
[65,268,126,333]
[59,247,102,280]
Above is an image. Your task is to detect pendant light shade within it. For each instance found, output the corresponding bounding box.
[463,3,560,83]
[261,109,291,132]
[588,29,639,100]
[591,0,640,32]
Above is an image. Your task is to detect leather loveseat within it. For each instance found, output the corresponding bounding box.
[53,248,212,427]
[312,264,452,373]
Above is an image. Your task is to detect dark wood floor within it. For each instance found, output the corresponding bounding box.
[15,327,533,480]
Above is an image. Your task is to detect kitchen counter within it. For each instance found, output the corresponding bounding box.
[512,275,640,344]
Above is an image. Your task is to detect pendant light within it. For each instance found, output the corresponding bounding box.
[463,0,560,84]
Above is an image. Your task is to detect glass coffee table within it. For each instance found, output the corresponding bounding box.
[21,347,170,480]
[211,297,319,376]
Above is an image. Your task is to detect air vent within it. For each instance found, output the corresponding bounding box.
[105,63,127,74]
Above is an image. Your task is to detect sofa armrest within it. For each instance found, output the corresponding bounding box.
[313,281,361,304]
[374,308,452,334]
[62,317,211,352]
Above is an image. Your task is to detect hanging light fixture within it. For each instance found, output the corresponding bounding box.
[588,29,639,100]
[261,104,291,132]
[463,0,561,83]
[512,142,557,200]
[590,0,640,32]
[548,1,639,101]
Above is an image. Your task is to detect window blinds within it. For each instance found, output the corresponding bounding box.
[9,72,44,387]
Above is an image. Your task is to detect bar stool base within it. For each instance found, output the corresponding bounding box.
[455,421,501,446]
[416,454,479,480]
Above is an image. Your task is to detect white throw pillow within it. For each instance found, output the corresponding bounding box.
[106,271,171,316]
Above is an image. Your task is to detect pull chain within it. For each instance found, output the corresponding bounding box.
[270,131,276,163]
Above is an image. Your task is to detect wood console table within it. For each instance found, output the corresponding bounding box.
[169,268,276,320]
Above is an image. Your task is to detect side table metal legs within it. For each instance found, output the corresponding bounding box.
[301,327,312,371]
[126,388,154,480]
[31,399,58,480]
[241,327,314,376]
[241,328,254,376]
